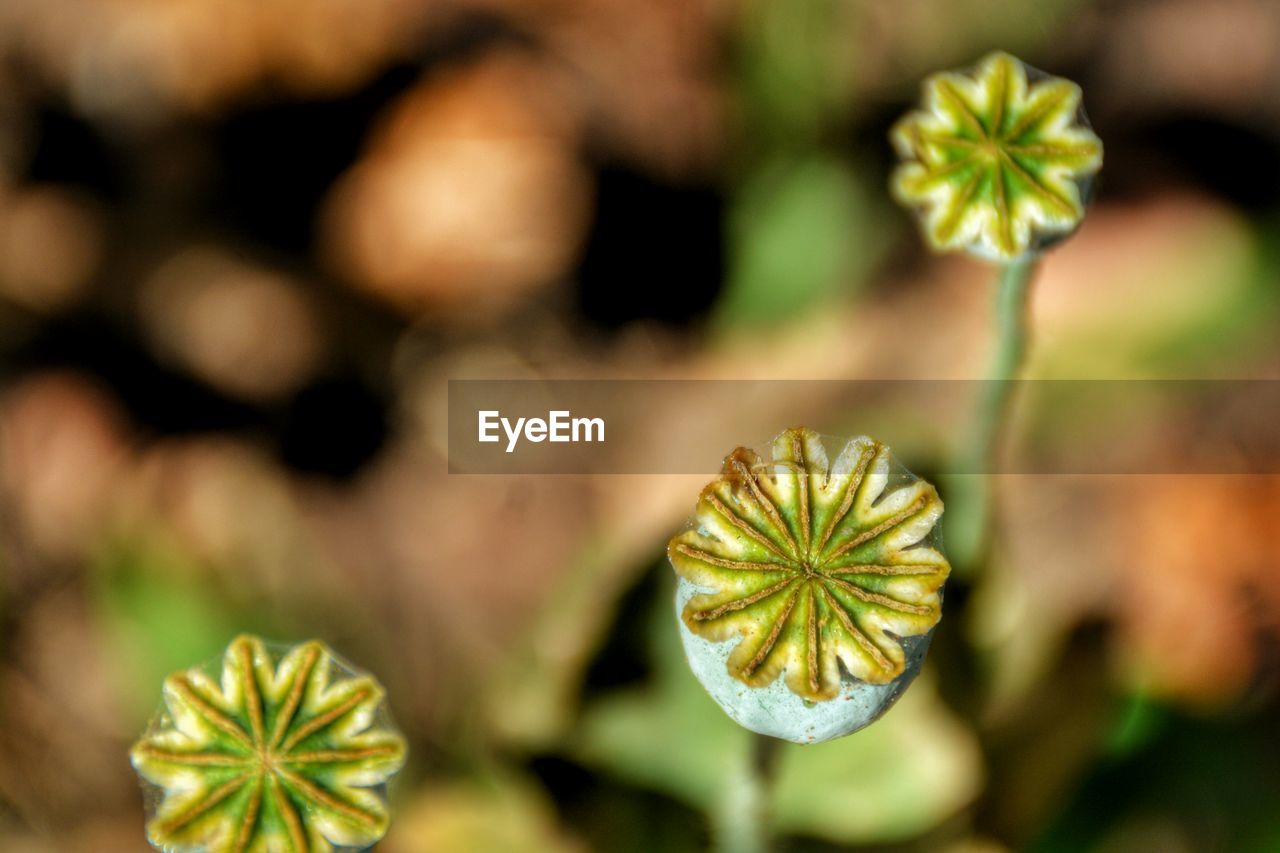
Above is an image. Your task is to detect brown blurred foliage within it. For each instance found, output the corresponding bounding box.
[322,53,591,320]
[1,0,1279,851]
[1117,476,1280,704]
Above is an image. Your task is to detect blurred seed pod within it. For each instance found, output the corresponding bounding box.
[891,51,1103,261]
[669,427,950,743]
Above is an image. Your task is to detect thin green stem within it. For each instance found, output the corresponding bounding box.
[946,256,1039,570]
[980,256,1038,463]
[714,733,782,853]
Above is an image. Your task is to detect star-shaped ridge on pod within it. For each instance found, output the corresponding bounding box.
[668,428,950,703]
[891,51,1103,261]
[130,635,406,853]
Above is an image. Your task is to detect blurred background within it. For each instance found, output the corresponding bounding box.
[1,0,1279,850]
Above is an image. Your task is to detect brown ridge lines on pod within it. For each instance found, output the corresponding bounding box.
[669,427,951,701]
[890,51,1102,260]
[130,635,406,853]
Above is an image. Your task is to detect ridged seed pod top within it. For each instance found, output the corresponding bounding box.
[669,428,949,707]
[130,635,406,853]
[891,51,1103,261]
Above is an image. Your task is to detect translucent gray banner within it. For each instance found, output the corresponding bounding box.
[447,379,1280,474]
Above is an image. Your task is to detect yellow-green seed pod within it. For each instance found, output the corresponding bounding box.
[130,635,406,853]
[891,51,1103,261]
[669,428,950,742]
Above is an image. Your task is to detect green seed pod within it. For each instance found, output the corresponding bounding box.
[130,635,406,853]
[891,51,1103,261]
[668,427,950,743]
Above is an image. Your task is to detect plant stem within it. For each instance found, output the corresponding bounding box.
[946,256,1039,570]
[714,733,782,853]
[981,256,1038,462]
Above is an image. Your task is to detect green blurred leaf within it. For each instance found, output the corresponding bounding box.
[1032,700,1280,853]
[573,574,982,844]
[717,155,890,328]
[735,0,852,146]
[91,535,247,722]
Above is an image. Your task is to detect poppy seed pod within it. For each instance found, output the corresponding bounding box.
[130,635,406,852]
[669,428,950,743]
[891,51,1103,261]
